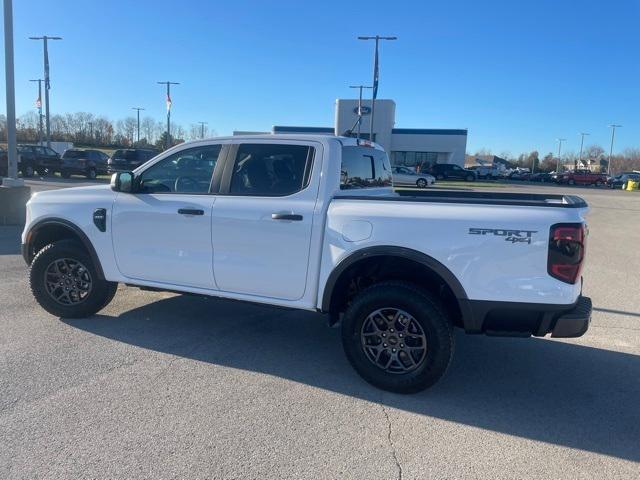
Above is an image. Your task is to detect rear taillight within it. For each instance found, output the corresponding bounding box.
[548,223,586,284]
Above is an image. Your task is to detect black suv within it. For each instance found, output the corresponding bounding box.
[430,163,477,181]
[0,145,61,177]
[61,149,110,179]
[107,148,158,173]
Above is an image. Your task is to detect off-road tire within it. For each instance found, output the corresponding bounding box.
[29,240,118,318]
[341,281,454,393]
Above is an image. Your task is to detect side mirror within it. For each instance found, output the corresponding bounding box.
[110,171,134,193]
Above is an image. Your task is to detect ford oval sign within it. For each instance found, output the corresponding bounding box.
[353,106,371,115]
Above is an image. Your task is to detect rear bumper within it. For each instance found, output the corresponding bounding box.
[551,295,592,338]
[460,295,592,338]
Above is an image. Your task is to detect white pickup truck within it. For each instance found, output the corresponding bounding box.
[22,135,591,393]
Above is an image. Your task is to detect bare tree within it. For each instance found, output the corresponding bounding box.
[140,116,161,144]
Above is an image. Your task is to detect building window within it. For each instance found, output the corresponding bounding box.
[391,151,438,169]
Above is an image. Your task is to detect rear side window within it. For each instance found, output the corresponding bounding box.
[63,150,81,159]
[113,150,135,160]
[229,144,314,196]
[340,146,392,189]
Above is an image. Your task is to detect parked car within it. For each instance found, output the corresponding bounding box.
[530,172,553,183]
[107,148,158,173]
[508,170,531,181]
[22,135,591,393]
[61,149,110,179]
[430,163,477,181]
[607,173,640,189]
[391,166,435,188]
[557,170,608,187]
[0,145,61,177]
[469,165,500,179]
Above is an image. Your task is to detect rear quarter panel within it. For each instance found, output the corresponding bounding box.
[319,199,588,306]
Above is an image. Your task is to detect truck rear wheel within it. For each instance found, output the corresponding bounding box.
[341,281,454,393]
[29,240,118,318]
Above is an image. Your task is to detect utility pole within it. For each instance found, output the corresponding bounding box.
[157,81,179,149]
[556,138,566,172]
[3,0,21,184]
[607,124,622,176]
[198,121,207,139]
[357,35,397,142]
[349,85,372,139]
[87,121,93,144]
[29,35,62,148]
[577,132,589,171]
[29,78,44,145]
[132,107,145,143]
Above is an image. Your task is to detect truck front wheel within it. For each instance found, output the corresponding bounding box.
[29,240,118,318]
[341,281,454,393]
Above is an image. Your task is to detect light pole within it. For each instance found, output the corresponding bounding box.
[577,132,589,171]
[607,124,622,175]
[29,78,44,145]
[132,107,144,143]
[349,85,372,139]
[556,138,566,172]
[157,81,179,149]
[357,35,397,141]
[29,35,62,148]
[3,0,20,184]
[198,121,207,139]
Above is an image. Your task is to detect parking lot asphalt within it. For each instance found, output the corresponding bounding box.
[1,180,639,479]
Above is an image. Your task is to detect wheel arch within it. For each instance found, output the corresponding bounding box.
[24,218,105,280]
[321,246,471,329]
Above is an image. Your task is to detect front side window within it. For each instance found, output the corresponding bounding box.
[137,145,221,194]
[229,143,313,196]
[341,146,392,189]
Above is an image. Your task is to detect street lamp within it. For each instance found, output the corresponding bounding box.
[197,121,207,139]
[577,132,589,171]
[3,0,20,184]
[349,85,372,139]
[132,107,145,143]
[556,138,566,172]
[157,81,179,149]
[29,35,62,148]
[29,78,44,145]
[607,124,622,175]
[357,35,397,141]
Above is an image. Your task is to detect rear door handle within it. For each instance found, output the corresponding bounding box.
[178,208,204,216]
[271,213,303,221]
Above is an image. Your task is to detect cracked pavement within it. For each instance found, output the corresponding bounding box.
[1,182,639,479]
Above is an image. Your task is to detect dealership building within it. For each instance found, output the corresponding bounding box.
[235,99,468,169]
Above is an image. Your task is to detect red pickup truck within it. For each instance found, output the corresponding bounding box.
[557,170,607,186]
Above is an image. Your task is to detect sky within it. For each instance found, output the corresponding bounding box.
[1,0,638,156]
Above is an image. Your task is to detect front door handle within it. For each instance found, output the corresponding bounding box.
[178,208,204,216]
[271,213,303,221]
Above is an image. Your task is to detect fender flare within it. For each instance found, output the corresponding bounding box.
[321,245,469,312]
[23,217,105,280]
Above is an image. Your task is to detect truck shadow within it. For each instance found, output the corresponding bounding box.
[63,293,640,462]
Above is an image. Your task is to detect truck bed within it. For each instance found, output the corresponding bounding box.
[338,190,588,208]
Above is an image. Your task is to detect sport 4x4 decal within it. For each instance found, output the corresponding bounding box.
[468,227,538,244]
